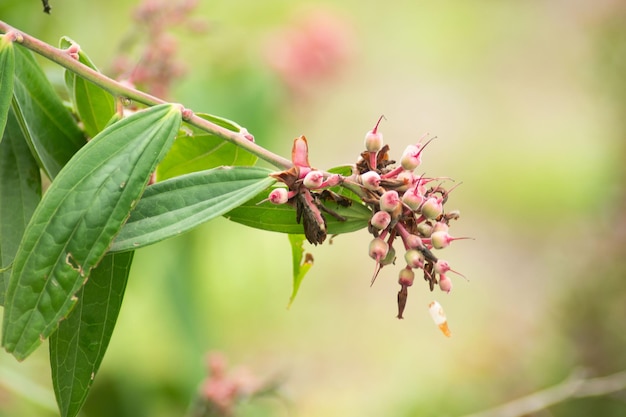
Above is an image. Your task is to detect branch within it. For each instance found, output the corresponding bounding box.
[460,369,626,417]
[0,20,293,170]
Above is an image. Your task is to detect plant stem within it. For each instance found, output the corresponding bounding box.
[0,20,293,170]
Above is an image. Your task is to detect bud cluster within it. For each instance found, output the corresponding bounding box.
[268,119,469,322]
[356,117,469,319]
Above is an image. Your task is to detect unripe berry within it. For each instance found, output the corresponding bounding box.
[268,188,289,204]
[368,237,389,262]
[370,210,391,230]
[434,259,451,274]
[430,231,450,249]
[379,190,400,212]
[303,170,324,189]
[365,131,383,153]
[402,188,423,211]
[398,267,415,287]
[364,115,385,152]
[430,231,472,249]
[360,171,381,191]
[404,249,424,269]
[420,197,443,219]
[417,222,433,237]
[400,144,422,170]
[404,233,423,249]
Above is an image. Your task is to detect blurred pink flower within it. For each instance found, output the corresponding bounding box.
[264,10,354,98]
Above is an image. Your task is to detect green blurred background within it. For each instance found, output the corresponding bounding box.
[1,0,625,416]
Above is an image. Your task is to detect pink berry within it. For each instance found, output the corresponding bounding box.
[398,267,415,287]
[379,190,400,212]
[303,170,324,189]
[364,115,384,152]
[402,188,423,211]
[368,237,389,262]
[404,249,424,269]
[370,211,391,230]
[268,188,289,204]
[360,171,381,191]
[430,231,472,249]
[400,144,422,170]
[403,233,423,249]
[420,197,443,219]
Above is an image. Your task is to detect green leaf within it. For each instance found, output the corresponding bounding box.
[11,44,86,179]
[224,188,372,235]
[59,37,116,138]
[2,104,181,360]
[156,113,257,181]
[110,166,275,252]
[0,35,15,141]
[50,251,134,417]
[0,109,41,306]
[287,234,313,309]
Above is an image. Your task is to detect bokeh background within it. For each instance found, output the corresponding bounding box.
[1,0,625,416]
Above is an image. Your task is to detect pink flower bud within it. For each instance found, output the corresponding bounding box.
[434,259,451,274]
[404,249,424,269]
[400,144,422,170]
[303,170,324,189]
[432,222,449,233]
[268,188,289,204]
[398,267,415,287]
[420,197,443,219]
[439,273,453,293]
[379,190,400,212]
[403,233,423,249]
[402,188,423,211]
[360,171,381,191]
[368,237,389,262]
[370,210,391,230]
[430,231,472,249]
[364,131,383,153]
[364,115,385,152]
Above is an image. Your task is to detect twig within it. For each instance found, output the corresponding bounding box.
[0,20,293,170]
[460,369,626,417]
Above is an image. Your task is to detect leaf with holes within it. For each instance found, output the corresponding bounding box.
[50,251,134,417]
[2,104,181,360]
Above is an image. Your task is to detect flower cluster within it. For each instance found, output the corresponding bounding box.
[269,117,468,322]
[356,116,469,319]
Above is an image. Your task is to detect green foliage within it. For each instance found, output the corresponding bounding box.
[287,234,313,308]
[156,113,258,181]
[0,35,14,139]
[2,104,181,361]
[11,44,85,179]
[50,251,134,417]
[0,26,370,417]
[224,187,371,235]
[0,109,41,306]
[111,166,275,252]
